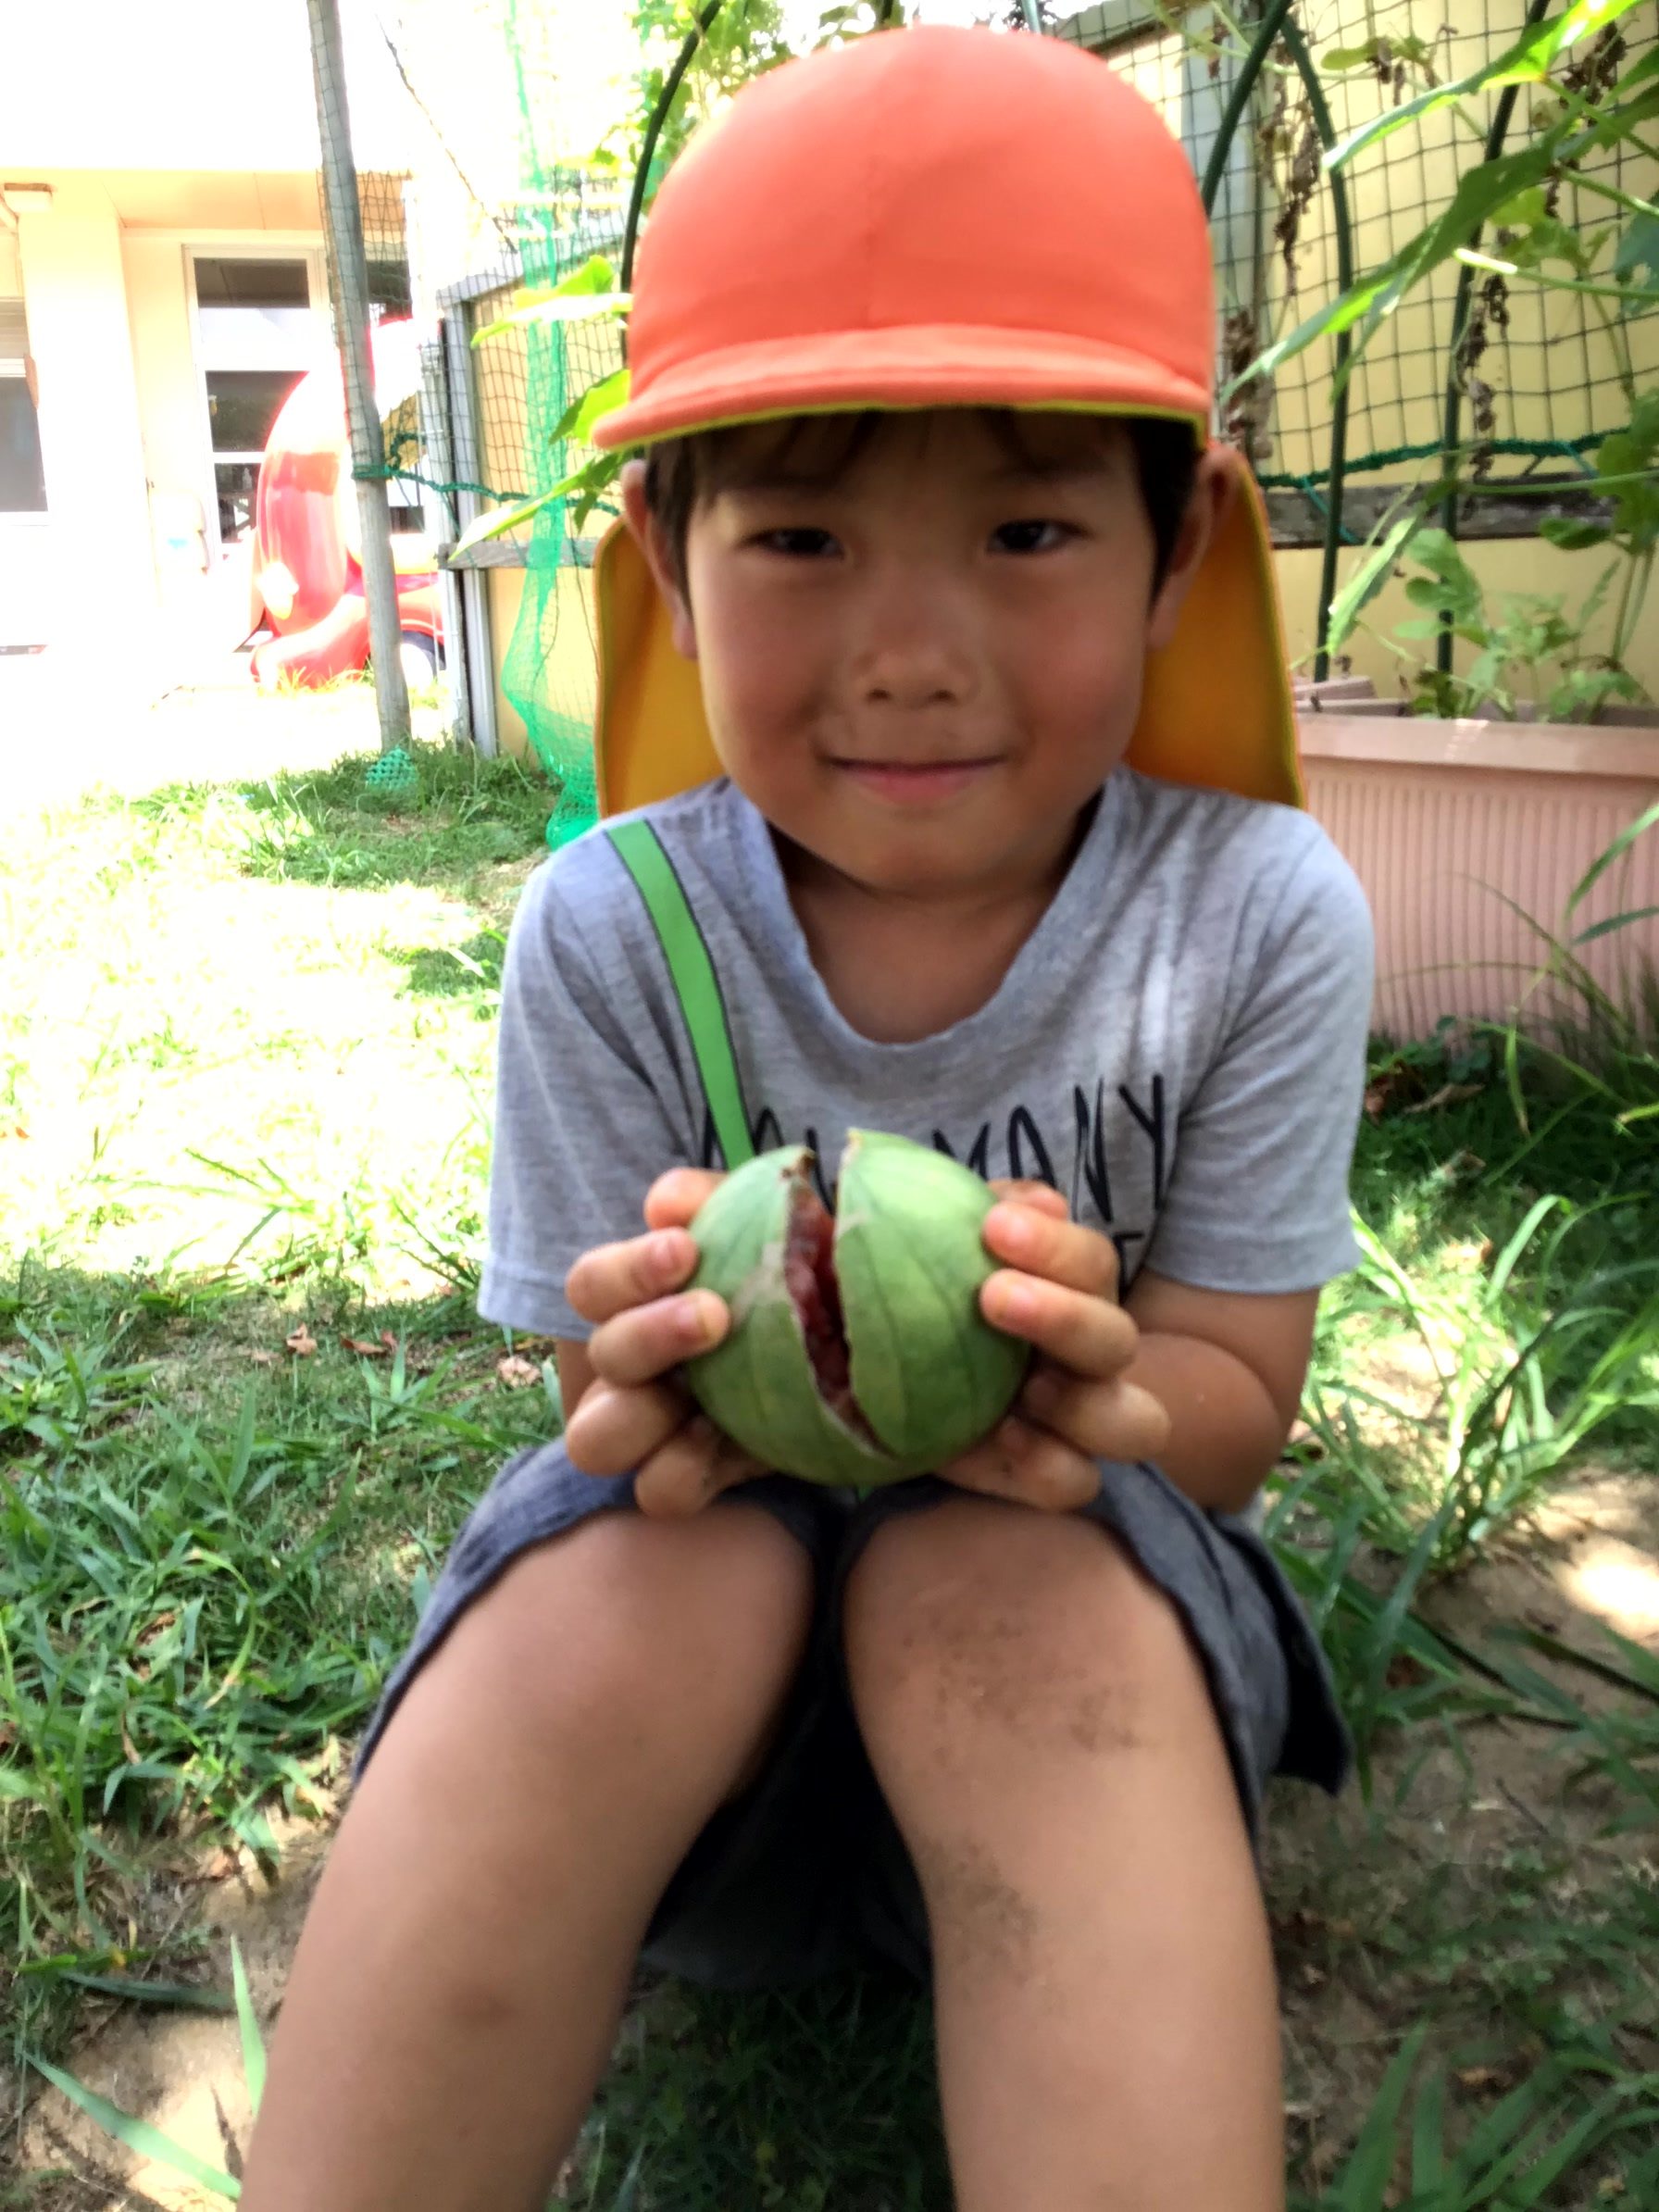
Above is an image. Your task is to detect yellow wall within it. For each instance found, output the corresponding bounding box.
[488,567,532,757]
[11,166,329,674]
[485,563,603,771]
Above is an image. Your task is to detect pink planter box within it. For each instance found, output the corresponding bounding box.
[1299,716,1659,1041]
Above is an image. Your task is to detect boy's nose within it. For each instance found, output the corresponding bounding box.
[850,574,979,711]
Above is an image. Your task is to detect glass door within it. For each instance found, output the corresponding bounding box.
[189,253,326,556]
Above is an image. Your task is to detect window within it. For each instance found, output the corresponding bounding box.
[191,254,323,550]
[0,298,45,514]
[193,259,310,308]
[206,368,304,456]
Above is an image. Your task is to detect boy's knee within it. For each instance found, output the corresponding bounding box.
[398,1500,814,1794]
[843,1494,1195,1767]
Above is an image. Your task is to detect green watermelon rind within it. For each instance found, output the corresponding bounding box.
[683,1132,1029,1490]
[836,1130,1029,1465]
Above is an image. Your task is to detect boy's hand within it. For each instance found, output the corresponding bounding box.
[566,1172,1166,1518]
[938,1183,1170,1513]
[563,1168,767,1517]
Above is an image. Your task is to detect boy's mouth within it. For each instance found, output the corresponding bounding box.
[832,758,999,806]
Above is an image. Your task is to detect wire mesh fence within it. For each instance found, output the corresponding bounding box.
[1060,0,1656,518]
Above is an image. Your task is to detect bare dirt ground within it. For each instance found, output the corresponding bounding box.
[10,1470,1655,2210]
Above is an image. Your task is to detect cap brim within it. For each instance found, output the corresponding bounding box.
[592,443,1301,816]
[592,324,1209,449]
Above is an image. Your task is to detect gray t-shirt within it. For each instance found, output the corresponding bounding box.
[480,769,1374,1339]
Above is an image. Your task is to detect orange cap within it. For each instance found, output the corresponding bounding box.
[591,24,1300,817]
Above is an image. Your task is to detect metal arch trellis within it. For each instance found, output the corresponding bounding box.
[1199,0,1358,681]
[1433,0,1555,677]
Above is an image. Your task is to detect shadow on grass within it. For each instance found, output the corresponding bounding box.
[576,1973,947,2211]
[386,926,508,1001]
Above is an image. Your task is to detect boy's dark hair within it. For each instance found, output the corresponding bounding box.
[642,410,1201,597]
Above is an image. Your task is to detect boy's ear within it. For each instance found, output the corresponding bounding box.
[620,458,699,660]
[1146,448,1236,652]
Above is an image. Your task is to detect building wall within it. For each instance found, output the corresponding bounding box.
[122,235,206,583]
[13,178,156,662]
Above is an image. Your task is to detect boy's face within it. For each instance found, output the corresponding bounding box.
[625,410,1224,904]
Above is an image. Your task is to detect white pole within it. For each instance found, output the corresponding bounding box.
[307,0,411,753]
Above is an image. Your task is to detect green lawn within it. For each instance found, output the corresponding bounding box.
[3,742,1657,2208]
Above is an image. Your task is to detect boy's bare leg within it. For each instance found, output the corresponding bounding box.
[844,1494,1283,2212]
[240,1504,813,2212]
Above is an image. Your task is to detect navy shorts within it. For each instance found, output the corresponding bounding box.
[355,1444,1349,1989]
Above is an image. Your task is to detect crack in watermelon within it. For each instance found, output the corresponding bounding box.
[782,1180,883,1448]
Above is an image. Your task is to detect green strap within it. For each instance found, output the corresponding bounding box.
[605,820,755,1170]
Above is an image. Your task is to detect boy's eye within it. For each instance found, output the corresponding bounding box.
[757,527,839,557]
[992,519,1073,555]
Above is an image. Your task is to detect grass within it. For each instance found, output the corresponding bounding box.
[3,734,1658,2207]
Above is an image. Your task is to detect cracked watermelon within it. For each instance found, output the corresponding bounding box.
[683,1131,1029,1487]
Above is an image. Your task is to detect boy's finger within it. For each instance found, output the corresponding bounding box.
[587,1288,729,1385]
[564,1376,687,1479]
[1017,1366,1172,1463]
[982,1204,1119,1298]
[634,1418,767,1518]
[980,1269,1137,1375]
[565,1228,702,1326]
[642,1168,725,1231]
[985,1178,1068,1215]
[939,1416,1101,1514]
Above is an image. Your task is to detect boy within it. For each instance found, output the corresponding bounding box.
[242,26,1371,2212]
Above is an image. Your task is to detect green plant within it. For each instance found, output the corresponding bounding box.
[1325,1199,1659,1571]
[1384,526,1644,722]
[1234,0,1659,708]
[1294,2026,1659,2209]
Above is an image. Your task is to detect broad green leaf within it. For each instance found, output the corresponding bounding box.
[1538,516,1611,549]
[1614,212,1659,287]
[472,260,629,344]
[471,292,630,344]
[1325,508,1428,657]
[1231,131,1569,395]
[448,486,563,557]
[28,2056,240,2198]
[550,367,631,449]
[1324,0,1646,172]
